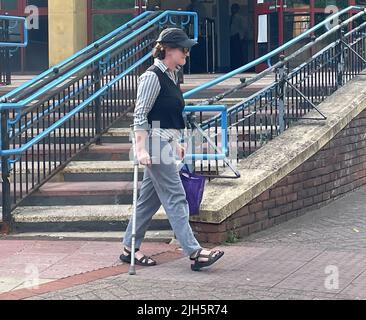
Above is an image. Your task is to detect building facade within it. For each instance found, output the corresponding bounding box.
[1,0,366,73]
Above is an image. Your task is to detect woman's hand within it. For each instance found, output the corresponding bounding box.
[134,131,151,167]
[136,148,152,167]
[175,143,186,160]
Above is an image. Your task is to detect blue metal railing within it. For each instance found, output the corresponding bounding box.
[0,11,153,102]
[0,10,198,151]
[0,15,28,86]
[2,6,366,230]
[0,10,198,231]
[0,15,28,48]
[182,5,366,180]
[184,105,228,161]
[183,6,366,99]
[0,10,198,109]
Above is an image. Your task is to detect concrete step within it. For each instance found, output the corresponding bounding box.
[13,131,131,145]
[181,74,275,99]
[4,230,175,242]
[10,139,260,175]
[185,98,244,107]
[63,160,236,173]
[13,126,130,138]
[62,161,144,182]
[13,110,133,130]
[12,205,170,233]
[74,143,132,161]
[61,160,239,182]
[19,181,140,206]
[13,143,131,162]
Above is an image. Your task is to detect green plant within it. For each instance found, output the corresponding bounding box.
[226,230,240,244]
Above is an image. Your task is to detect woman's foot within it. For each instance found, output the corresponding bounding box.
[120,246,157,266]
[190,248,224,272]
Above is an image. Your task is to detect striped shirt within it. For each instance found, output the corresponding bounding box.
[134,59,184,141]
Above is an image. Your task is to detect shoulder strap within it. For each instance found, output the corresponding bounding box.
[147,65,165,84]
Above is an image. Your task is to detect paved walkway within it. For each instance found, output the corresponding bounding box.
[1,185,366,300]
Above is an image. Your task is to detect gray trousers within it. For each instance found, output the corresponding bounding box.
[123,138,202,257]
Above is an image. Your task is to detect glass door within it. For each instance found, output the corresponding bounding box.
[254,1,359,72]
[0,0,49,72]
[0,0,20,15]
[88,0,140,42]
[25,0,49,72]
[254,0,284,72]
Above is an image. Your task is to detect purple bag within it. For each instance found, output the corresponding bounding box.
[180,165,206,216]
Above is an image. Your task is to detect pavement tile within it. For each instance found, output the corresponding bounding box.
[3,185,366,300]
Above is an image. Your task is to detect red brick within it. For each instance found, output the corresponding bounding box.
[274,215,287,225]
[234,206,250,217]
[276,196,288,206]
[206,232,226,244]
[261,218,274,230]
[285,211,298,221]
[293,182,304,192]
[279,203,293,214]
[317,184,326,194]
[263,199,276,209]
[286,192,298,202]
[195,232,208,243]
[255,211,268,221]
[191,222,226,233]
[257,190,270,201]
[303,197,314,207]
[313,194,323,204]
[292,199,304,210]
[268,207,282,218]
[269,188,284,198]
[299,187,318,199]
[287,174,300,184]
[321,174,331,184]
[235,225,250,238]
[249,202,264,213]
[192,109,366,243]
[248,221,262,234]
[280,185,294,195]
[275,177,288,187]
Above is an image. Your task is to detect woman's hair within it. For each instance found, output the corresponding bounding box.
[152,42,167,60]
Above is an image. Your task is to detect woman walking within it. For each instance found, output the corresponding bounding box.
[120,28,224,271]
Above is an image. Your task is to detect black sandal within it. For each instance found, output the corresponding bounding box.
[190,249,225,272]
[120,247,157,267]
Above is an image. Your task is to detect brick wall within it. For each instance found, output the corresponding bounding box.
[191,109,366,244]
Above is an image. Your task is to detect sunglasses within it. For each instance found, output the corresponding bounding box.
[179,47,190,54]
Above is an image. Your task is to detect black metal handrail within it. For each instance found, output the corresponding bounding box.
[0,10,198,231]
[2,11,163,103]
[0,15,27,87]
[0,19,11,86]
[187,9,366,179]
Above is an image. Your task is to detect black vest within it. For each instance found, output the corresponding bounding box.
[147,65,186,129]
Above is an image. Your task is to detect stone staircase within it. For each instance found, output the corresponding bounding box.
[9,74,275,236]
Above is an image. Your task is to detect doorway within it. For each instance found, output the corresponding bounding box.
[253,0,359,73]
[139,0,255,73]
[0,0,49,72]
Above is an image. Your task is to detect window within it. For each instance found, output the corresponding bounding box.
[285,0,310,9]
[0,0,17,10]
[92,0,135,10]
[314,0,349,8]
[90,0,137,41]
